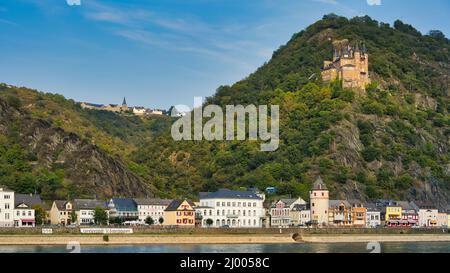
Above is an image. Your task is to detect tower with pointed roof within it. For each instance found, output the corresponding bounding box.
[310,176,329,226]
[121,97,128,111]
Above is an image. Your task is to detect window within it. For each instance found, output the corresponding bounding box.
[216,202,220,206]
[253,202,256,207]
[227,202,230,207]
[5,204,9,209]
[4,195,10,199]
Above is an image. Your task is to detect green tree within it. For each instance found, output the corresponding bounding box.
[69,210,77,225]
[158,217,164,225]
[205,218,213,227]
[32,204,45,226]
[94,207,108,226]
[145,216,154,225]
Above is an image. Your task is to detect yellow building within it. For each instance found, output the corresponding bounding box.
[384,206,402,226]
[321,39,370,90]
[49,200,74,225]
[164,199,195,226]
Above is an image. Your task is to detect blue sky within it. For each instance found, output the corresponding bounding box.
[0,0,449,109]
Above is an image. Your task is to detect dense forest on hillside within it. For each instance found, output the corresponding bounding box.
[0,14,449,206]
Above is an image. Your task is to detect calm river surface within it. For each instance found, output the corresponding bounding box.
[1,242,450,253]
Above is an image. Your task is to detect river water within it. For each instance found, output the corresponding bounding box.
[1,242,450,253]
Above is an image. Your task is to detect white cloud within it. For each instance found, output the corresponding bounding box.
[367,0,381,6]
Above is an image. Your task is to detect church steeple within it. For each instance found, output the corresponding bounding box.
[122,97,127,106]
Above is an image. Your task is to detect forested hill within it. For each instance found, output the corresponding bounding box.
[1,14,449,207]
[133,14,449,207]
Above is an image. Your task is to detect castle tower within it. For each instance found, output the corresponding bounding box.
[310,176,329,226]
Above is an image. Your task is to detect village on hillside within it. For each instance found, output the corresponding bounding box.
[80,97,168,117]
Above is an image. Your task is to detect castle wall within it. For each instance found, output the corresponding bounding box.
[321,42,370,90]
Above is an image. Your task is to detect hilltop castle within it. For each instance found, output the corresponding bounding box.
[321,39,370,90]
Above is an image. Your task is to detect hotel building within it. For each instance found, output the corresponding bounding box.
[198,189,265,228]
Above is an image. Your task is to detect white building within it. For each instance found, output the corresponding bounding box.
[0,186,14,227]
[270,198,306,227]
[418,207,439,227]
[73,199,107,225]
[150,109,164,115]
[134,198,172,224]
[14,194,42,227]
[365,205,381,228]
[133,107,147,116]
[195,206,215,227]
[198,189,265,228]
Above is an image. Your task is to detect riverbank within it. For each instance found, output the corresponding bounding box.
[0,234,295,245]
[2,233,450,245]
[299,234,450,243]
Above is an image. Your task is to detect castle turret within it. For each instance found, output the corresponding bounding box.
[310,176,329,226]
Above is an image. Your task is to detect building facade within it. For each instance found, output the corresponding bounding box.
[310,177,329,226]
[364,203,381,228]
[437,212,448,228]
[107,198,138,221]
[270,198,306,227]
[321,39,370,90]
[349,201,367,227]
[13,194,43,227]
[328,200,352,226]
[384,205,403,227]
[291,204,310,226]
[134,198,172,224]
[164,199,195,226]
[73,199,107,225]
[198,189,265,228]
[50,200,74,225]
[418,208,438,227]
[0,186,14,227]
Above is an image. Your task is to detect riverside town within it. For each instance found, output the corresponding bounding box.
[1,177,448,229]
